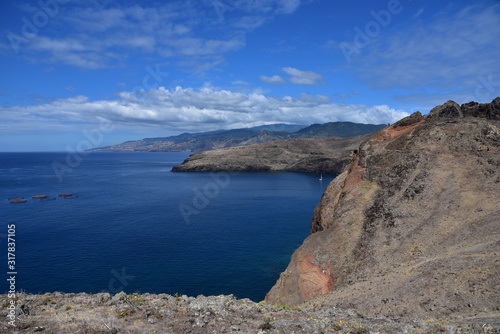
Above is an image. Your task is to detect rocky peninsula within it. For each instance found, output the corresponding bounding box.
[1,98,499,333]
[171,135,372,174]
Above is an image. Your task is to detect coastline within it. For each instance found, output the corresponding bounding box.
[2,99,499,332]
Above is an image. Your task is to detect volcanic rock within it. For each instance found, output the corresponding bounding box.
[172,135,373,174]
[266,98,500,324]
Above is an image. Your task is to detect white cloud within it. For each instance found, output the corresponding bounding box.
[0,87,408,135]
[8,0,303,71]
[276,0,301,14]
[341,3,500,105]
[30,37,88,53]
[64,7,127,32]
[232,80,251,85]
[231,15,270,30]
[260,75,286,84]
[282,67,323,85]
[164,36,245,56]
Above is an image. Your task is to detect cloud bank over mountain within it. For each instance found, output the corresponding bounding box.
[0,86,406,135]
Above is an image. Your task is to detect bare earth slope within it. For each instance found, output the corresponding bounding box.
[172,135,372,174]
[266,98,500,324]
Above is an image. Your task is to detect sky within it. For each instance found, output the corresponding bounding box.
[0,0,499,151]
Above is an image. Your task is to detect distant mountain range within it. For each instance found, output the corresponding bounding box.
[91,122,386,152]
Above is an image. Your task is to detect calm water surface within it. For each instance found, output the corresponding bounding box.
[0,152,335,301]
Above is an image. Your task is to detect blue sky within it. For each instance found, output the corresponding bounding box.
[0,0,499,151]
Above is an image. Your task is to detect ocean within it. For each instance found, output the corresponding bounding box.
[0,152,335,301]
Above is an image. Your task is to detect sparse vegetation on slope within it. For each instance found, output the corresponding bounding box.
[1,292,496,333]
[171,135,372,173]
[3,100,499,333]
[266,98,500,325]
[91,122,385,153]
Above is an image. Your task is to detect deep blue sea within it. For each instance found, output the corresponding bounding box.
[0,152,334,301]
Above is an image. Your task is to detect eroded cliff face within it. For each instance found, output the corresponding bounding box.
[266,98,500,321]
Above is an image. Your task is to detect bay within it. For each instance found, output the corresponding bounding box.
[0,152,335,301]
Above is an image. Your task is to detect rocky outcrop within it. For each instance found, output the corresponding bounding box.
[461,98,500,119]
[172,135,372,174]
[428,100,463,118]
[429,97,500,119]
[1,292,495,333]
[393,111,424,128]
[266,98,500,323]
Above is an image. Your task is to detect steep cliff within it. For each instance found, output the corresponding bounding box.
[266,98,500,323]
